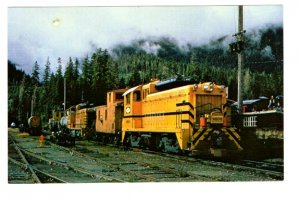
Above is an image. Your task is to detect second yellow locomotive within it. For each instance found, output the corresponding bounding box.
[122,78,243,157]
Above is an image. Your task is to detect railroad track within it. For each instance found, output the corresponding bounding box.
[140,149,284,180]
[95,139,284,180]
[8,135,36,183]
[238,159,284,173]
[8,135,66,183]
[8,132,124,183]
[62,141,281,181]
[53,142,216,182]
[8,129,283,182]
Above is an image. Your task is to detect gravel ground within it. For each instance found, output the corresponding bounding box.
[8,129,282,183]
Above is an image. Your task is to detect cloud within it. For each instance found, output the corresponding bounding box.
[8,6,283,74]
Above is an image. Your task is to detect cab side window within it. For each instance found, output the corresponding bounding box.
[108,93,111,103]
[133,91,141,102]
[126,94,131,105]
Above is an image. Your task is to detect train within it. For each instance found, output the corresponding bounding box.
[48,77,243,157]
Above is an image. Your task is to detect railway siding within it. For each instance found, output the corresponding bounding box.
[8,129,283,183]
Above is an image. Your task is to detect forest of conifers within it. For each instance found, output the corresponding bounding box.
[8,25,283,126]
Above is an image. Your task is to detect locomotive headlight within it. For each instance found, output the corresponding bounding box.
[203,82,213,92]
[209,82,213,91]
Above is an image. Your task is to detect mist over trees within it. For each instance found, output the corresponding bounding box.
[8,25,283,126]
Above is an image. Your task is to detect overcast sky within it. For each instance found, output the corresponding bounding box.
[8,5,283,74]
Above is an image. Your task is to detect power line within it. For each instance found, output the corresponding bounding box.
[246,60,283,64]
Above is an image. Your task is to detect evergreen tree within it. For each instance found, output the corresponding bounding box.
[80,55,92,102]
[18,75,26,122]
[41,57,52,121]
[74,58,80,81]
[187,50,201,82]
[119,76,126,88]
[243,68,253,99]
[128,67,141,87]
[107,62,120,90]
[91,48,110,105]
[64,57,76,106]
[43,57,51,86]
[55,57,64,107]
[31,61,40,85]
[73,58,81,102]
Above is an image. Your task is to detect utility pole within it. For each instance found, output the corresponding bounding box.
[237,5,244,113]
[229,5,245,113]
[31,86,37,116]
[64,78,66,115]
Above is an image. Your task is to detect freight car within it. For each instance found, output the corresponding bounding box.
[121,78,243,157]
[27,115,41,135]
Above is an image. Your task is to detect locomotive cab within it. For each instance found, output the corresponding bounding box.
[123,85,143,131]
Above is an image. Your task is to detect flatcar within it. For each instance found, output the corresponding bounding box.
[121,78,243,157]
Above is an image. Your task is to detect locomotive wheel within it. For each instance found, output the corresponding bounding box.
[158,135,181,154]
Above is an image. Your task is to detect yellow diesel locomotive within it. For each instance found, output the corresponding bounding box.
[63,103,96,139]
[122,78,243,157]
[49,103,96,145]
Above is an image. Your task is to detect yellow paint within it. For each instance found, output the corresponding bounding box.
[96,89,127,134]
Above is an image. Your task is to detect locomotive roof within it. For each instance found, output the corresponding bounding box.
[122,85,141,96]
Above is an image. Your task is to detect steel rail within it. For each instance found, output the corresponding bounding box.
[68,144,216,181]
[9,134,41,183]
[8,156,67,183]
[19,147,125,183]
[140,149,284,180]
[50,143,160,182]
[241,159,284,171]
